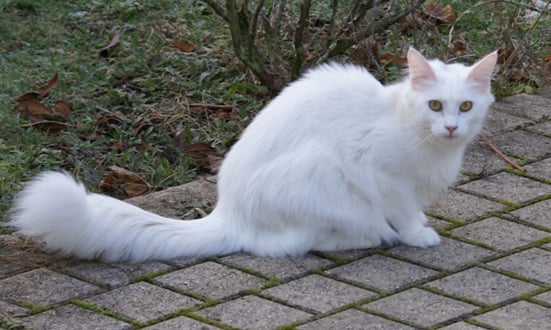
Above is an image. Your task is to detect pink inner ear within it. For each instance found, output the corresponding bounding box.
[407,48,436,89]
[467,51,498,91]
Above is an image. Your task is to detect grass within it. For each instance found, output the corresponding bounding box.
[0,0,550,223]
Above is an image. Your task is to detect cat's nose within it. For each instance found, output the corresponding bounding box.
[446,126,458,134]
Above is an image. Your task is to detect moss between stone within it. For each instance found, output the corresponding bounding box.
[69,300,139,326]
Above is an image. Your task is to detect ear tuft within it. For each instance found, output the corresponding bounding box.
[467,51,497,92]
[407,47,436,89]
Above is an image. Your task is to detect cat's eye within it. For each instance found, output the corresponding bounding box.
[428,100,443,112]
[459,101,473,112]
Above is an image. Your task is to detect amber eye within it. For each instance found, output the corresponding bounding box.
[428,100,443,112]
[459,101,473,112]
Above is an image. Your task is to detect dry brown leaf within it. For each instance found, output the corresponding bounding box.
[17,92,41,103]
[425,2,456,23]
[102,165,151,197]
[16,101,53,119]
[452,36,468,56]
[214,108,240,121]
[40,73,59,97]
[174,39,197,52]
[379,53,407,67]
[132,121,151,137]
[99,30,124,58]
[123,182,150,197]
[52,101,71,120]
[182,142,215,158]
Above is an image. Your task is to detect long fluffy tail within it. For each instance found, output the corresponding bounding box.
[8,172,238,262]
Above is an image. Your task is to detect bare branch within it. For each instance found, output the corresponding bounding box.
[291,0,311,79]
[201,0,228,21]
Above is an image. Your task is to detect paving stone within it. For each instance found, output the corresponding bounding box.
[492,93,551,121]
[462,140,515,175]
[0,300,26,317]
[364,288,478,328]
[165,256,208,268]
[86,281,199,323]
[527,121,551,135]
[0,268,99,306]
[143,316,220,329]
[59,260,171,289]
[439,322,486,330]
[458,172,550,204]
[316,249,373,260]
[220,253,333,280]
[197,295,312,330]
[488,130,551,161]
[473,301,551,330]
[0,261,29,280]
[428,190,505,223]
[533,290,551,305]
[297,309,414,330]
[524,157,551,180]
[425,267,540,305]
[450,217,549,251]
[427,216,455,229]
[488,248,551,284]
[326,255,437,291]
[19,304,131,330]
[153,261,266,300]
[262,274,375,313]
[388,237,494,271]
[483,109,532,136]
[510,199,551,230]
[0,235,56,279]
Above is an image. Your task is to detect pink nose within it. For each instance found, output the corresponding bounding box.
[446,126,457,134]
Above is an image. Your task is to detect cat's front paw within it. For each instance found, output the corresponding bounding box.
[400,226,441,248]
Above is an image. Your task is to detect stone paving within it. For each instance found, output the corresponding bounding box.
[1,92,551,329]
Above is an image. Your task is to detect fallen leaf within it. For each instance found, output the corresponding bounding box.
[99,30,124,58]
[452,36,468,56]
[132,121,150,137]
[102,165,151,197]
[425,2,456,23]
[15,101,52,119]
[182,142,215,159]
[182,142,220,173]
[174,39,197,52]
[379,53,407,67]
[123,182,150,197]
[214,108,240,121]
[40,73,59,97]
[51,101,71,120]
[17,92,41,103]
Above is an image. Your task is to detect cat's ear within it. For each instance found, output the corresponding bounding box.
[467,51,497,92]
[407,47,436,90]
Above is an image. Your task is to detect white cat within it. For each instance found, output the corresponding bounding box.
[9,48,497,262]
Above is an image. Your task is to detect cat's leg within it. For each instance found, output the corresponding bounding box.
[387,209,440,248]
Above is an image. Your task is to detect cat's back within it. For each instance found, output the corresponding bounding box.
[289,62,384,100]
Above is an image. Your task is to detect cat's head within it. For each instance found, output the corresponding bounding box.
[404,47,497,145]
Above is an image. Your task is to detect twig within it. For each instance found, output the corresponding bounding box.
[480,134,525,172]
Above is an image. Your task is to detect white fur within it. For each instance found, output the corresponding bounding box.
[9,48,497,262]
